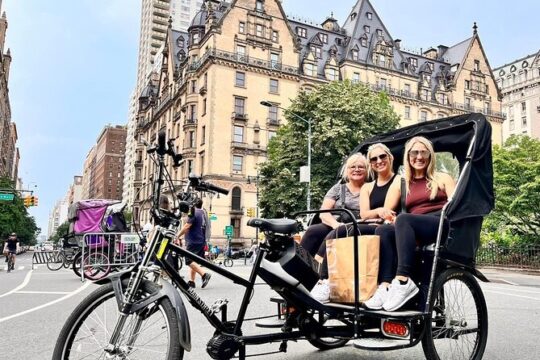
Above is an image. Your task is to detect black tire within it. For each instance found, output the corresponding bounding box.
[224,258,234,267]
[72,252,82,278]
[47,252,65,271]
[422,268,488,360]
[307,313,350,350]
[52,279,183,360]
[178,256,183,270]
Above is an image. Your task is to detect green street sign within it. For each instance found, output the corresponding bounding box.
[0,193,14,201]
[224,225,233,236]
[210,213,217,221]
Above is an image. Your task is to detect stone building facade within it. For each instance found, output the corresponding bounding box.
[132,0,503,244]
[494,50,540,141]
[0,6,18,182]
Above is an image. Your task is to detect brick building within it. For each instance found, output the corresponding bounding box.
[82,125,127,200]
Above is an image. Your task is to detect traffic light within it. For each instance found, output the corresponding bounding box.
[23,196,31,207]
[246,207,255,217]
[33,196,39,206]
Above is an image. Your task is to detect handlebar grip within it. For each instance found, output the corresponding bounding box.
[157,130,166,155]
[204,182,229,195]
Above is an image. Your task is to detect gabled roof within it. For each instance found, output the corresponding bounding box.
[440,37,473,66]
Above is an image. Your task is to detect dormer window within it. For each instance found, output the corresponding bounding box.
[351,49,359,61]
[310,45,322,59]
[409,57,418,67]
[428,62,434,71]
[319,33,328,44]
[351,12,357,20]
[361,36,367,47]
[297,27,307,38]
[364,25,370,33]
[376,29,383,37]
[255,0,264,12]
[366,12,373,20]
[176,36,185,48]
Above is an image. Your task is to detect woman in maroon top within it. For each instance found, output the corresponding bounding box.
[365,136,455,311]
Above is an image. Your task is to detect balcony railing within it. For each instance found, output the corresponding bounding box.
[232,112,248,121]
[267,118,280,126]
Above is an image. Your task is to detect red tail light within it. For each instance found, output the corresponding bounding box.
[382,320,410,338]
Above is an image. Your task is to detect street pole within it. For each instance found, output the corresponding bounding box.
[260,101,312,211]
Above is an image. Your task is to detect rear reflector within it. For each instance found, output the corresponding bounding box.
[382,320,410,339]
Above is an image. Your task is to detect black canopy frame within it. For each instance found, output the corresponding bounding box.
[352,113,495,265]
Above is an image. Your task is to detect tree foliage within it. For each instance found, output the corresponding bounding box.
[0,176,40,245]
[259,81,400,217]
[49,221,70,244]
[482,135,540,245]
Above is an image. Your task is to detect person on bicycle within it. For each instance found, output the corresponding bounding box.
[177,198,211,288]
[4,232,19,271]
[366,136,455,311]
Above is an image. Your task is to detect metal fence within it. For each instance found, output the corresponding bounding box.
[80,232,141,282]
[476,245,540,270]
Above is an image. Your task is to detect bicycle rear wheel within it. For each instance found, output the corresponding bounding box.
[82,253,111,280]
[47,252,66,271]
[53,280,183,359]
[421,268,488,360]
[223,258,233,267]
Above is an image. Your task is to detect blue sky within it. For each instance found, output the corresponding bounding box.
[3,0,538,235]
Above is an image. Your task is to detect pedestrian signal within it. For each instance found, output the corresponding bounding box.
[32,196,38,206]
[247,207,255,217]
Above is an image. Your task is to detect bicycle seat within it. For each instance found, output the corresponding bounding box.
[247,218,299,235]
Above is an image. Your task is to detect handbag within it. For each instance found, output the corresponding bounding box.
[326,227,379,303]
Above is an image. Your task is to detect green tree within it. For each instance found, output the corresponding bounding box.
[0,176,40,245]
[259,81,400,217]
[482,135,540,245]
[49,221,70,244]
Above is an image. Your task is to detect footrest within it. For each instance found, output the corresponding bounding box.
[255,317,286,328]
[353,337,410,350]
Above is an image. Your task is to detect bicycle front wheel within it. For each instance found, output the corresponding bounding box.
[53,279,183,360]
[47,252,66,271]
[224,258,233,267]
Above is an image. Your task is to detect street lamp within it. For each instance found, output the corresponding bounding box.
[260,101,312,210]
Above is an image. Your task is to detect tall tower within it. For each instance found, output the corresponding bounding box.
[123,0,202,208]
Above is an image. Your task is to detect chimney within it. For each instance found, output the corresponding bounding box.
[3,47,11,82]
[423,47,437,60]
[437,45,448,59]
[0,12,7,54]
[394,39,401,49]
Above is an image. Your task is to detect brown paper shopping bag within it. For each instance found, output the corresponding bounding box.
[326,235,379,303]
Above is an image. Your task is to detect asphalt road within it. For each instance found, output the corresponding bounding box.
[0,252,539,359]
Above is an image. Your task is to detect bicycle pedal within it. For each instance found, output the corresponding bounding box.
[210,298,229,314]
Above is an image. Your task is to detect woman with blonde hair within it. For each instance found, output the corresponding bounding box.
[365,136,455,311]
[301,153,368,301]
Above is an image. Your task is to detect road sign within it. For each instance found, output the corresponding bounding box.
[0,193,14,201]
[209,213,217,221]
[120,234,139,244]
[224,225,233,236]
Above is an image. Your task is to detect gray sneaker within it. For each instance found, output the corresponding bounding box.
[310,280,330,303]
[364,284,390,310]
[201,273,212,288]
[383,278,419,312]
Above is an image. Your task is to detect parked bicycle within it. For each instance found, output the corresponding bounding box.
[46,239,80,271]
[54,115,493,360]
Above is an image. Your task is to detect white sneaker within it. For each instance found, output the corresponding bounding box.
[311,280,330,303]
[383,278,419,312]
[364,284,390,310]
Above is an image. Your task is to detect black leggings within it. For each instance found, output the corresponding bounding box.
[376,213,444,281]
[301,223,376,279]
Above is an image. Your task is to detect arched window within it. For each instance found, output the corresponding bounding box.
[231,187,241,210]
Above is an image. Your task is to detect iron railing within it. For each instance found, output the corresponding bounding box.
[476,245,540,270]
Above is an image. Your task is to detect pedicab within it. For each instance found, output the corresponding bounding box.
[53,113,493,359]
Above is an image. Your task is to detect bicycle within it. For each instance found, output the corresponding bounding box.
[47,245,80,271]
[6,252,15,272]
[54,117,492,359]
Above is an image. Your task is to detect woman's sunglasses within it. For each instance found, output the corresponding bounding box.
[369,153,388,163]
[408,150,431,158]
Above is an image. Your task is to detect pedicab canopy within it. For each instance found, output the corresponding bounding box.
[353,113,494,265]
[67,199,126,234]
